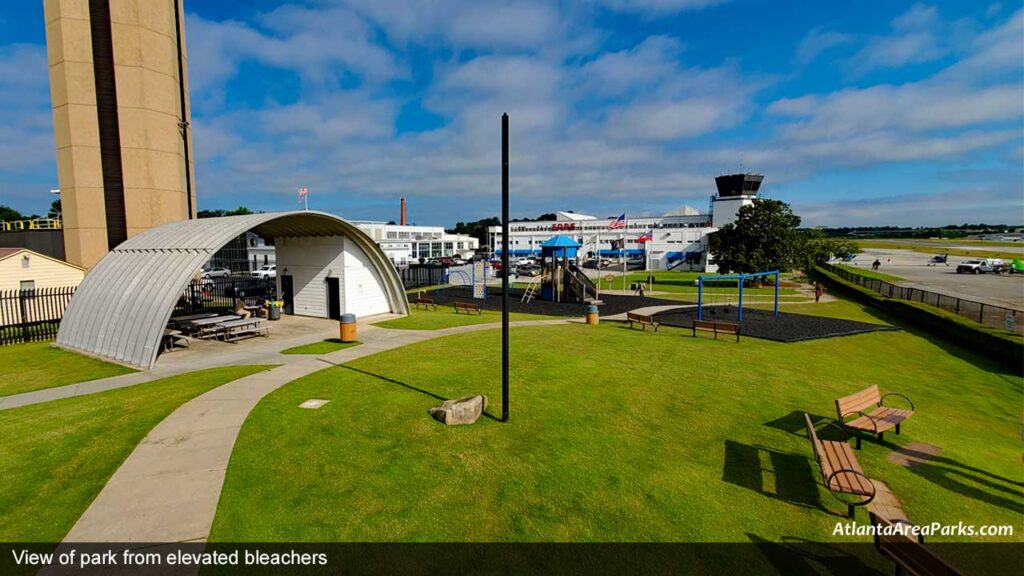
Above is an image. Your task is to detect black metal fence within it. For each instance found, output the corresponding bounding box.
[399,265,447,289]
[0,286,75,346]
[822,264,1021,335]
[0,276,278,347]
[173,276,277,317]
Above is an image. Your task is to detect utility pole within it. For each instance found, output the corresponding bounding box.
[501,113,510,422]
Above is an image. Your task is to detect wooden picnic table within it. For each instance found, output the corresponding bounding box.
[169,312,217,326]
[189,314,241,338]
[219,317,270,342]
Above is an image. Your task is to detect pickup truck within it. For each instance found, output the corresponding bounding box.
[956,259,1005,274]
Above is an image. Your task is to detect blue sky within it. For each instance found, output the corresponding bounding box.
[1,0,1022,227]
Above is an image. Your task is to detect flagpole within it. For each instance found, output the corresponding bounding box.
[622,214,627,294]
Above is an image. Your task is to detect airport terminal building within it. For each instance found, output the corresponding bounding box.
[488,174,764,272]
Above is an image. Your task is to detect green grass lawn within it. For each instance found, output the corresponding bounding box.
[0,341,135,397]
[832,263,904,283]
[212,298,1021,573]
[281,339,362,354]
[374,305,556,330]
[595,271,800,296]
[0,365,273,542]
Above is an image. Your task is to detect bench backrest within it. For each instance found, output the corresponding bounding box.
[415,298,433,303]
[836,385,881,418]
[714,322,739,333]
[627,312,654,323]
[803,413,826,478]
[455,301,478,308]
[870,513,961,576]
[693,320,716,330]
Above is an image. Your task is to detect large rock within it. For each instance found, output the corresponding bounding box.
[428,395,488,425]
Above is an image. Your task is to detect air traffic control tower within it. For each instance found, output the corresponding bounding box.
[711,173,763,228]
[44,0,196,268]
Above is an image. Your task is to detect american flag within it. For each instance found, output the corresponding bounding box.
[607,213,626,230]
[637,229,653,242]
[297,187,308,202]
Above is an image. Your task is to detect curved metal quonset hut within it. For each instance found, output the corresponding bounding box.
[57,211,409,369]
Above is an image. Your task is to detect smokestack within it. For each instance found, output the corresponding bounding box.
[400,197,406,225]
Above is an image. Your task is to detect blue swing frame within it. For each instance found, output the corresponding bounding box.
[697,270,780,321]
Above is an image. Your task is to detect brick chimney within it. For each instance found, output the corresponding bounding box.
[400,197,406,225]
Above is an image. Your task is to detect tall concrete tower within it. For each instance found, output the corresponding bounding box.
[711,173,763,228]
[44,0,196,268]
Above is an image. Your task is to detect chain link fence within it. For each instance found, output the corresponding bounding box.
[822,264,1021,335]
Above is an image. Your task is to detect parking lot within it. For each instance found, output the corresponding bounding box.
[852,248,1024,311]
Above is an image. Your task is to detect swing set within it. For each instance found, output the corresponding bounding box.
[697,270,780,321]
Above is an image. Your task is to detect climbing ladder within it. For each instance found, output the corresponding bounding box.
[521,276,544,303]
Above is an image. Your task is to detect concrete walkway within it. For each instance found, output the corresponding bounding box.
[62,318,568,543]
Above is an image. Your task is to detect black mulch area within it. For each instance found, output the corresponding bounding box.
[414,286,685,318]
[654,306,899,342]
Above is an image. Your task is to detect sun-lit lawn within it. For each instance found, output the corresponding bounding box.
[374,305,556,330]
[280,339,362,355]
[0,341,135,397]
[595,270,800,296]
[0,365,273,542]
[856,240,1022,261]
[212,298,1021,574]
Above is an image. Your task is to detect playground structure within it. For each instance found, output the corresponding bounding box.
[521,236,599,304]
[442,262,488,299]
[697,270,780,321]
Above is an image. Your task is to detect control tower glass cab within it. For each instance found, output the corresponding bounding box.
[711,173,764,228]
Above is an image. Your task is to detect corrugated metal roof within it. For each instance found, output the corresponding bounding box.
[57,211,408,369]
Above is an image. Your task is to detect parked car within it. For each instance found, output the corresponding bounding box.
[517,264,542,277]
[202,266,231,278]
[223,278,274,299]
[251,264,276,279]
[956,258,1005,274]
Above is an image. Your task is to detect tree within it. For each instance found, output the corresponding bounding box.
[197,206,255,218]
[448,216,500,247]
[48,199,61,219]
[797,229,860,269]
[0,205,23,222]
[707,199,803,273]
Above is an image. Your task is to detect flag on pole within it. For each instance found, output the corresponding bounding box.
[607,213,626,230]
[297,187,308,202]
[637,229,653,242]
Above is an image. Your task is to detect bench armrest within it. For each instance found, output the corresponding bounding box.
[880,392,914,411]
[825,469,876,504]
[839,410,879,434]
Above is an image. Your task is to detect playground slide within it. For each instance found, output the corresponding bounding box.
[565,264,598,301]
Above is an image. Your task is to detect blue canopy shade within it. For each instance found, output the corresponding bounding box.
[540,235,582,248]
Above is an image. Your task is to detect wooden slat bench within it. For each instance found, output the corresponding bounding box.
[836,385,915,449]
[413,297,437,310]
[804,412,876,518]
[454,301,482,315]
[627,312,659,332]
[869,513,961,576]
[692,319,740,342]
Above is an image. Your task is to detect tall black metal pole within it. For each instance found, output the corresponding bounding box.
[501,113,510,423]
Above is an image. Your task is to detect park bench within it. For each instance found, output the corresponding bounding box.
[869,513,961,576]
[626,312,659,332]
[413,297,437,311]
[836,385,915,449]
[161,328,190,352]
[454,301,482,315]
[692,319,740,342]
[219,318,270,343]
[188,314,241,338]
[804,412,875,518]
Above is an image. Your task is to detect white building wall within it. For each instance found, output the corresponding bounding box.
[274,235,391,318]
[343,243,391,316]
[0,251,85,291]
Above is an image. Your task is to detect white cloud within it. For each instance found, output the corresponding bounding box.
[592,0,729,15]
[796,28,852,64]
[847,3,947,75]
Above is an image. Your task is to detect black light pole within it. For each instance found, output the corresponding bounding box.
[501,113,510,423]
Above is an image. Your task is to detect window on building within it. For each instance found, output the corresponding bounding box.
[387,231,398,239]
[20,280,35,291]
[21,255,29,269]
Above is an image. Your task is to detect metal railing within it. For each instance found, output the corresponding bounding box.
[821,263,1021,335]
[0,286,75,346]
[0,276,277,347]
[0,218,63,232]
